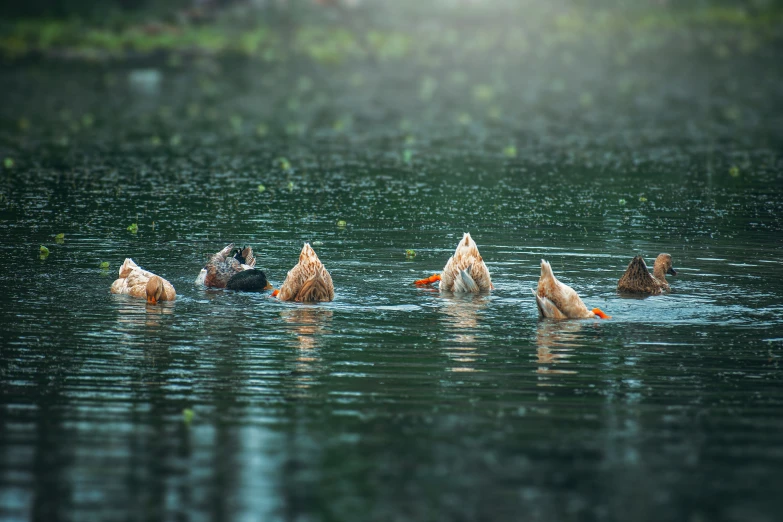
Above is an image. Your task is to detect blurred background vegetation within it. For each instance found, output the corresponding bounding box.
[1,0,781,63]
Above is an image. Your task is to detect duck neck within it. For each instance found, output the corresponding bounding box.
[652,260,667,281]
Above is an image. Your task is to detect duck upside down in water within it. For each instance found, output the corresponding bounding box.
[275,243,334,303]
[617,254,677,295]
[226,268,273,292]
[196,243,265,290]
[111,258,176,304]
[414,232,493,293]
[533,259,610,320]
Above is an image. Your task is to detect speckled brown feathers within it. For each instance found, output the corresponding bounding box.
[617,254,676,295]
[277,243,334,303]
[196,243,256,288]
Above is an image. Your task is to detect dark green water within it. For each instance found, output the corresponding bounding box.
[1,46,782,521]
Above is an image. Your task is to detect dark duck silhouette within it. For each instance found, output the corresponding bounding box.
[617,253,677,295]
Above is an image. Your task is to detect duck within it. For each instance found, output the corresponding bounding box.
[617,254,677,295]
[414,232,493,293]
[110,258,176,304]
[532,259,610,319]
[275,243,334,303]
[195,243,261,289]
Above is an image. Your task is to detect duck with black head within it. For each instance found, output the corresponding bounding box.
[196,243,272,292]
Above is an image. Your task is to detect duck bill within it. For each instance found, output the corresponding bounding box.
[264,282,274,291]
[592,308,611,320]
[147,296,158,305]
[668,267,677,276]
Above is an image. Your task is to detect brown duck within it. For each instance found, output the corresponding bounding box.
[274,243,334,303]
[111,258,176,304]
[617,254,677,295]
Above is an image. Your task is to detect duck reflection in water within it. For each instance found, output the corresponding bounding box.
[281,307,333,393]
[439,294,489,373]
[113,298,175,332]
[535,320,584,378]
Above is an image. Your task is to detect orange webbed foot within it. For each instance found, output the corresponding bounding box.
[414,274,441,286]
[592,308,611,319]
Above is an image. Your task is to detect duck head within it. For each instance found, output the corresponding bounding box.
[653,253,677,278]
[146,275,165,305]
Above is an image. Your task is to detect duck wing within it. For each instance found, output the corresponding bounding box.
[532,289,568,319]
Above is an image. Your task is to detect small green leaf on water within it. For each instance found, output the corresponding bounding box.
[127,223,138,233]
[100,261,110,269]
[169,134,181,147]
[402,149,413,163]
[275,157,292,171]
[405,249,416,259]
[183,408,194,425]
[3,158,14,169]
[40,245,50,255]
[55,233,65,239]
[618,198,627,206]
[258,184,266,193]
[729,165,740,177]
[150,136,161,146]
[638,196,648,202]
[503,144,517,158]
[287,181,295,191]
[337,219,347,228]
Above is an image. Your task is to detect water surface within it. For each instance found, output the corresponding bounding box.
[1,51,782,521]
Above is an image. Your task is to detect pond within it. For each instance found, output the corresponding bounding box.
[1,41,782,521]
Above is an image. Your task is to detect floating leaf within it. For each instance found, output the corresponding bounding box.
[3,158,14,169]
[99,261,110,269]
[729,166,740,177]
[618,198,627,206]
[275,157,292,171]
[638,196,648,202]
[127,223,138,233]
[287,181,295,191]
[503,144,517,158]
[39,245,49,259]
[337,219,347,228]
[258,184,266,193]
[405,249,416,259]
[182,408,194,425]
[55,233,65,244]
[402,149,413,163]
